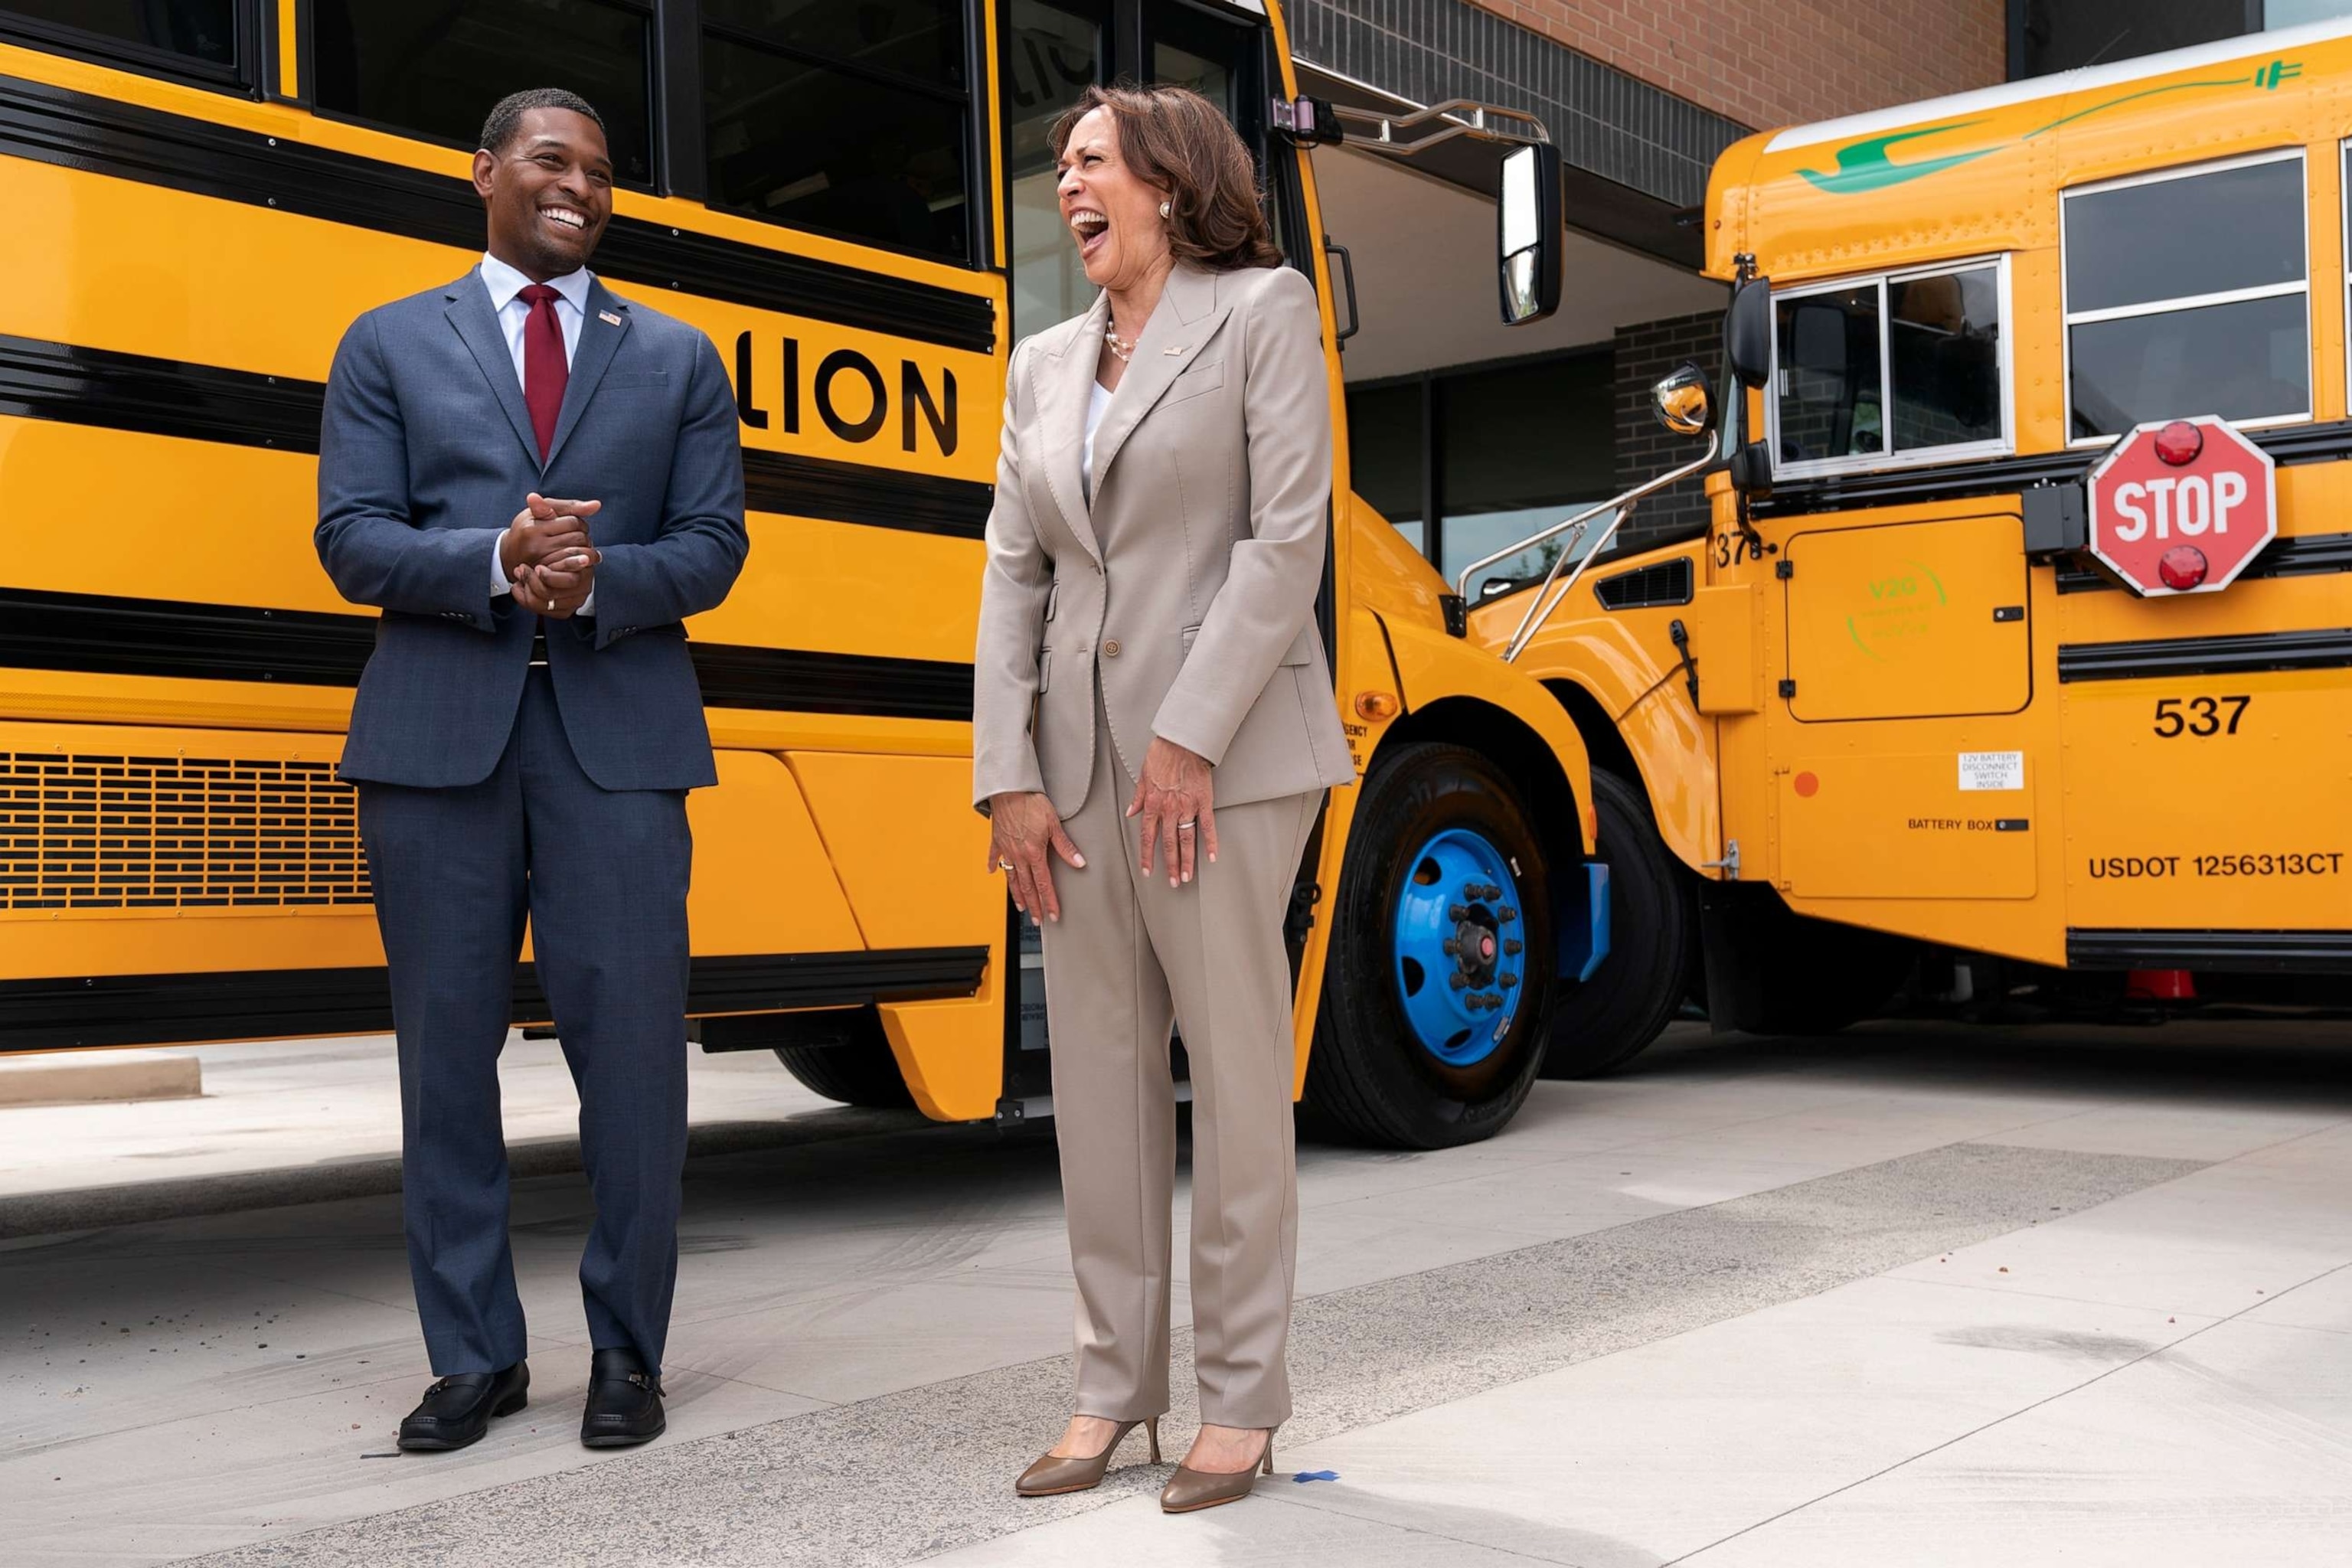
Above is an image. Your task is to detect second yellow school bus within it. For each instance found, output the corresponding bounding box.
[1498,18,2352,1073]
[0,0,1608,1148]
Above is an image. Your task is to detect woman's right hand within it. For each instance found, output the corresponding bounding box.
[987,792,1086,923]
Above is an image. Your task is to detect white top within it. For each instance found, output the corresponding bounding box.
[478,252,596,613]
[1082,380,1112,502]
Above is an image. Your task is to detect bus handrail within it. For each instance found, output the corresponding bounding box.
[1454,433,1721,663]
[1324,96,1551,155]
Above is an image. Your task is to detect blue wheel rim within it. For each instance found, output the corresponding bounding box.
[1390,828,1527,1067]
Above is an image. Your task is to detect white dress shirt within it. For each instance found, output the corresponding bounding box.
[479,251,596,614]
[1081,379,1112,503]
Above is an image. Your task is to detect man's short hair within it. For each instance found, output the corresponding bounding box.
[479,88,606,155]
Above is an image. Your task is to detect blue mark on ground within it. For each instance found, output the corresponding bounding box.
[1292,1469,1340,1484]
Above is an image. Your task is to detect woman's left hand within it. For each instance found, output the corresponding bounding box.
[1127,737,1217,887]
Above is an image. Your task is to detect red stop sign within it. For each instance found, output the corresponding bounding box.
[2086,416,2276,596]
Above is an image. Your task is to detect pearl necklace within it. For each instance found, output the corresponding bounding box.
[1105,322,1138,362]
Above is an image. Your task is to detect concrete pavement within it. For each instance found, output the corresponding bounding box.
[2,1019,2347,1565]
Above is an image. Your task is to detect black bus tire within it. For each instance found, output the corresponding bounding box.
[1541,769,1695,1078]
[1302,742,1556,1149]
[772,1042,915,1109]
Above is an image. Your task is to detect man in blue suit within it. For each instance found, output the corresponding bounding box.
[316,87,747,1452]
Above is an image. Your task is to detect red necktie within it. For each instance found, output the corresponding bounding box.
[518,283,568,462]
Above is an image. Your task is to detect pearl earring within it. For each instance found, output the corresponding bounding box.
[1159,200,1171,220]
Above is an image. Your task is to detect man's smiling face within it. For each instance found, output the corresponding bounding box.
[474,106,613,280]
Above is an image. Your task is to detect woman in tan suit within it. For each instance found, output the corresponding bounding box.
[972,83,1354,1514]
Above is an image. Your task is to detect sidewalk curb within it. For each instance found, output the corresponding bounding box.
[0,1108,933,1242]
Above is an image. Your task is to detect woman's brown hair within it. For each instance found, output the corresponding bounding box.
[1048,83,1282,272]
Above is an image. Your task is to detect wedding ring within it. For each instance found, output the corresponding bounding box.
[1177,820,1196,831]
[998,858,1016,871]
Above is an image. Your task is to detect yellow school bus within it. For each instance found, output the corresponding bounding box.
[0,0,1606,1147]
[1497,19,2352,1073]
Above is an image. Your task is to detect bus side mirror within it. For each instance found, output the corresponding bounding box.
[1726,275,1772,389]
[1498,142,1562,325]
[1652,361,1714,437]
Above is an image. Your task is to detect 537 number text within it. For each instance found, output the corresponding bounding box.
[2152,695,2249,738]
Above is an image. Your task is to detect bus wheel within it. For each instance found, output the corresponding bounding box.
[771,1016,914,1109]
[1304,743,1555,1149]
[1541,769,1695,1077]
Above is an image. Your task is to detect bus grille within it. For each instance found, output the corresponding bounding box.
[0,753,370,912]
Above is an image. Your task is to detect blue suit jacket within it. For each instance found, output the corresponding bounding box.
[316,268,747,792]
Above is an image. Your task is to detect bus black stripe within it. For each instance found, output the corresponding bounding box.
[0,949,990,1051]
[2067,928,2352,975]
[0,334,991,540]
[741,449,990,539]
[0,588,975,722]
[0,333,322,452]
[1753,419,2352,519]
[2056,626,2352,682]
[2054,531,2352,593]
[0,72,995,353]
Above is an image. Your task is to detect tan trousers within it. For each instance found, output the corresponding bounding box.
[1039,699,1321,1429]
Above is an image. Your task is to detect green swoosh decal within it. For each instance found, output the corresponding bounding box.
[1798,122,1993,194]
[2020,75,2253,139]
[1795,61,2305,198]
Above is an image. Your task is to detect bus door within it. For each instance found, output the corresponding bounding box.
[990,0,1306,1114]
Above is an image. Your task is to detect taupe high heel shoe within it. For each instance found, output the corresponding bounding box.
[1160,1427,1276,1514]
[1015,1416,1162,1496]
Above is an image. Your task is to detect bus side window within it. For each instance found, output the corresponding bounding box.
[312,0,657,188]
[2,0,240,83]
[2063,154,2309,439]
[704,0,973,263]
[1775,286,1880,462]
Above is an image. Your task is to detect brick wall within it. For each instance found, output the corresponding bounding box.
[1613,310,1722,547]
[1479,1,2008,132]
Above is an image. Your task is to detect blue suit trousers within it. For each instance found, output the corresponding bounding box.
[358,667,692,1378]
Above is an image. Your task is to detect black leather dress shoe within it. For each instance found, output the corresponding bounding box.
[581,1348,666,1448]
[397,1361,529,1452]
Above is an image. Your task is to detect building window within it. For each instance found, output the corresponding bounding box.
[1770,258,2011,477]
[1344,381,1424,554]
[312,0,655,188]
[2062,152,2308,440]
[0,0,243,85]
[1347,350,1617,599]
[1439,352,1614,597]
[704,0,972,263]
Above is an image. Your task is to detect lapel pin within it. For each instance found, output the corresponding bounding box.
[1164,345,1188,355]
[598,310,623,326]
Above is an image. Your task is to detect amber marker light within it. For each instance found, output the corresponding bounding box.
[2154,420,2203,466]
[1354,691,1400,721]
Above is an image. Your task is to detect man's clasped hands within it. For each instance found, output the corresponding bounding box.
[501,492,603,616]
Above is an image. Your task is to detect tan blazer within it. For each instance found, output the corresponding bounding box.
[972,262,1355,816]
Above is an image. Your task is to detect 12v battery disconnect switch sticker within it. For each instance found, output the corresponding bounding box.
[1958,751,2024,792]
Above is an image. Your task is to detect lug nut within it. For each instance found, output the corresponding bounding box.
[1441,937,1460,957]
[1449,972,1470,990]
[1462,880,1483,900]
[1483,883,1503,900]
[1498,973,1517,988]
[1449,903,1470,920]
[1497,906,1518,923]
[1504,938,1523,956]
